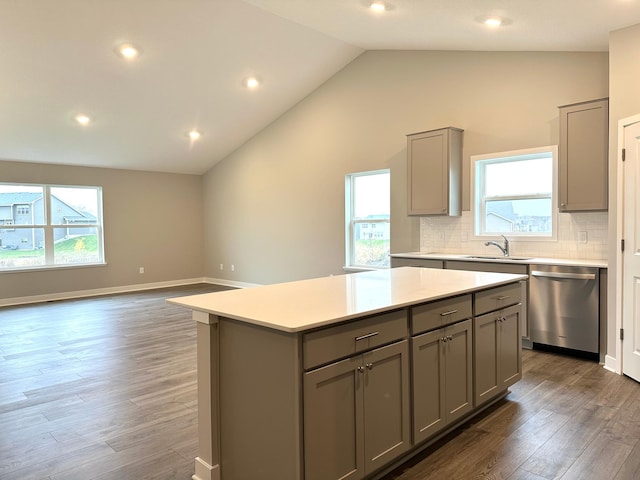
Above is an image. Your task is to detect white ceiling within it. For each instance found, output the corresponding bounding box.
[2,0,639,175]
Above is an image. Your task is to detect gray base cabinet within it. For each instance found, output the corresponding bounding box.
[412,319,473,444]
[474,303,522,406]
[182,276,524,480]
[303,340,411,480]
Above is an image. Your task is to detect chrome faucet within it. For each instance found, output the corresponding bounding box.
[485,235,509,257]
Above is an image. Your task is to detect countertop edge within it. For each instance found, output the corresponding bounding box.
[390,252,607,269]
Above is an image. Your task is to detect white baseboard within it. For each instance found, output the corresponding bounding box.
[604,354,621,374]
[0,276,263,307]
[192,457,220,480]
[202,277,262,289]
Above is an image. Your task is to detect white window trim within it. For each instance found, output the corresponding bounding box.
[344,169,390,270]
[0,183,105,271]
[471,145,558,242]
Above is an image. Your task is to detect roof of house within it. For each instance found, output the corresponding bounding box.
[0,192,42,205]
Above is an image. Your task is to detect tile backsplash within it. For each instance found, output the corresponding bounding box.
[420,211,608,260]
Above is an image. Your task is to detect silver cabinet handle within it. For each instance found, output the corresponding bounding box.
[531,270,596,280]
[366,363,374,370]
[355,331,379,342]
[439,309,458,317]
[494,295,510,301]
[357,366,365,373]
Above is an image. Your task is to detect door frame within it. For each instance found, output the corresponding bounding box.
[612,113,640,374]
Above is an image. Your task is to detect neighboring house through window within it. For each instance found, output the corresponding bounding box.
[0,183,104,270]
[345,169,390,269]
[472,146,557,240]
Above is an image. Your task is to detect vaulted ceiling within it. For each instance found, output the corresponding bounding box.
[2,0,638,174]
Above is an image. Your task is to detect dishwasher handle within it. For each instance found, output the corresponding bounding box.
[531,270,596,280]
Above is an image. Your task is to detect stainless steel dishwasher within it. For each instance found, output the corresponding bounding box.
[529,264,599,355]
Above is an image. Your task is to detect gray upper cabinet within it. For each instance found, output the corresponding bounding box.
[407,127,463,216]
[558,98,609,212]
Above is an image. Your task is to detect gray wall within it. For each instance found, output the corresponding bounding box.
[203,50,609,285]
[607,24,640,367]
[0,160,204,301]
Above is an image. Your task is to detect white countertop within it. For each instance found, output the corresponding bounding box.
[390,252,607,269]
[168,267,527,333]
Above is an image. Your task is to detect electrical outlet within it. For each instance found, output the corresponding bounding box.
[220,263,224,270]
[139,267,145,274]
[579,231,588,244]
[231,264,235,272]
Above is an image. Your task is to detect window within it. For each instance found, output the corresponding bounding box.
[472,146,557,239]
[345,170,390,269]
[0,183,104,270]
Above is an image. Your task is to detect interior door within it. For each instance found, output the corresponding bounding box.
[623,121,640,381]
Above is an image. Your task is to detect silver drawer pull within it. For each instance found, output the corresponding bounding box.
[355,331,379,342]
[494,295,511,301]
[439,309,458,317]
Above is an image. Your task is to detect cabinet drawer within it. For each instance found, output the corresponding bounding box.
[474,282,522,316]
[303,309,407,370]
[411,294,472,335]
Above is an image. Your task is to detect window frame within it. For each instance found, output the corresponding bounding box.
[471,146,558,241]
[344,169,390,270]
[0,183,105,271]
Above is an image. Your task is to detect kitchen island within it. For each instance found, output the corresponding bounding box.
[168,267,527,480]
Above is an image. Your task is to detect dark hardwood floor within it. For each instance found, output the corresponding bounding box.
[1,285,639,480]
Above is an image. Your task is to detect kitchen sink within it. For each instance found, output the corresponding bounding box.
[464,255,532,261]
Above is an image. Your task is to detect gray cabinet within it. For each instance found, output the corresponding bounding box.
[559,98,609,212]
[303,340,411,480]
[407,127,463,216]
[473,284,522,406]
[412,319,473,444]
[445,260,530,347]
[390,256,444,268]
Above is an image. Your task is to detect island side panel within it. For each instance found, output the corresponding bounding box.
[219,317,303,480]
[194,312,221,480]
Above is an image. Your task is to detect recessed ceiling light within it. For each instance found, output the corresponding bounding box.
[370,1,386,12]
[188,130,202,140]
[476,15,512,28]
[74,114,91,126]
[115,43,141,60]
[243,77,261,89]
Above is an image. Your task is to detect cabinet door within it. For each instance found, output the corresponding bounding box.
[443,319,473,424]
[412,329,446,443]
[304,355,364,480]
[412,320,473,445]
[474,311,500,406]
[474,305,523,406]
[498,304,522,389]
[407,128,462,216]
[362,340,411,474]
[559,98,608,211]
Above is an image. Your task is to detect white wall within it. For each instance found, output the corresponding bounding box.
[203,50,608,285]
[607,23,640,370]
